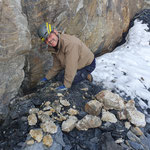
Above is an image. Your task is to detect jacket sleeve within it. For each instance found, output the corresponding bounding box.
[64,44,79,88]
[46,54,62,80]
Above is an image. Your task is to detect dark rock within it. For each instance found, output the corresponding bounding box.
[100,132,123,150]
[128,140,144,150]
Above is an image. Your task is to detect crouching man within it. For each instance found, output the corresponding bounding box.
[37,22,96,91]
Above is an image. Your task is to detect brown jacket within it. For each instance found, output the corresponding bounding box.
[46,33,94,88]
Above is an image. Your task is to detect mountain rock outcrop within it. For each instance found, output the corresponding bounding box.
[0,0,31,121]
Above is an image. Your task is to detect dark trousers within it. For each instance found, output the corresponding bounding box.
[56,58,96,85]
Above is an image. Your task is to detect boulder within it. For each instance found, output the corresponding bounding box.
[96,90,125,110]
[0,0,31,121]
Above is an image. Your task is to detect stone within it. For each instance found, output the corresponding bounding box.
[126,109,146,127]
[43,135,53,147]
[29,129,43,142]
[44,101,51,106]
[28,114,37,126]
[125,121,131,129]
[117,110,127,120]
[101,109,117,123]
[52,100,62,113]
[76,115,102,131]
[131,126,143,136]
[115,138,124,144]
[38,114,51,123]
[43,106,52,111]
[29,108,39,114]
[68,108,79,116]
[26,139,35,145]
[125,100,136,110]
[0,0,31,120]
[60,99,70,107]
[85,100,103,116]
[57,93,63,97]
[96,90,125,110]
[40,121,58,134]
[62,116,78,132]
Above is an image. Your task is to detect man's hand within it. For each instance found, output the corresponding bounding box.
[37,77,48,86]
[55,85,68,91]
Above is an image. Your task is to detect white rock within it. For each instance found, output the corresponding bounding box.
[101,109,117,123]
[43,134,53,147]
[126,109,146,127]
[125,121,131,129]
[57,93,63,97]
[68,108,79,116]
[76,115,102,131]
[40,121,58,134]
[29,129,43,142]
[28,114,37,126]
[96,90,125,110]
[62,116,78,132]
[26,139,34,145]
[85,100,103,116]
[117,110,127,120]
[29,108,39,114]
[60,99,70,106]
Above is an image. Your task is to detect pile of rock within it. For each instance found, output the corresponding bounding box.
[26,89,146,148]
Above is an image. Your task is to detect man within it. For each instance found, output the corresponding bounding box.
[38,22,96,90]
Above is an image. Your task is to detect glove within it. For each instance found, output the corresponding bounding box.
[37,77,48,86]
[55,85,68,91]
[40,77,48,82]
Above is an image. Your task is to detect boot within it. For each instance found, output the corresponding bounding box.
[87,74,93,82]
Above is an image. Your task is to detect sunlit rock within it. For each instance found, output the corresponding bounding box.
[85,100,103,116]
[43,135,53,147]
[44,101,51,106]
[26,139,34,145]
[52,100,62,113]
[28,114,37,126]
[60,99,70,106]
[62,116,78,132]
[29,108,39,114]
[57,93,63,97]
[131,126,143,136]
[117,110,127,120]
[126,109,146,127]
[101,109,117,123]
[68,108,79,116]
[43,106,52,111]
[125,121,131,129]
[115,138,124,144]
[29,129,43,142]
[125,100,136,110]
[38,114,51,123]
[40,121,58,134]
[96,90,125,110]
[76,115,102,131]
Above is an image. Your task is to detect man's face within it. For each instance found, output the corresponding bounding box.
[45,32,58,47]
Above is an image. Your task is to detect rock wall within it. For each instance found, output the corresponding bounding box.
[21,0,145,88]
[0,0,147,121]
[0,0,31,120]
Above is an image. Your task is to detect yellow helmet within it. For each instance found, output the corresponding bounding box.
[37,22,53,42]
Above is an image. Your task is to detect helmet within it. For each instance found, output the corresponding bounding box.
[37,22,53,42]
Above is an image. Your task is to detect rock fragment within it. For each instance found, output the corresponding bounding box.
[85,100,103,116]
[29,129,43,142]
[62,116,78,132]
[43,135,53,147]
[96,90,125,110]
[76,115,102,131]
[28,114,37,126]
[68,108,79,116]
[40,121,58,134]
[101,109,117,123]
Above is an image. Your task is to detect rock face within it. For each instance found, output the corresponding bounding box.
[0,0,31,121]
[21,0,145,87]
